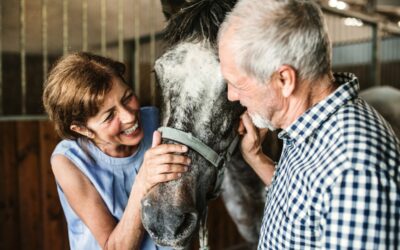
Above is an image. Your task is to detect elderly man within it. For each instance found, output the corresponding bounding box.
[218,0,400,249]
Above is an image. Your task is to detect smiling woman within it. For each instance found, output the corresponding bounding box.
[42,52,191,250]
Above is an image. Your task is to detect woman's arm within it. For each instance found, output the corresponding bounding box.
[52,133,189,250]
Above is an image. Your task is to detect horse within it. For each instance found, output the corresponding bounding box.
[141,0,400,249]
[140,0,268,249]
[360,86,400,138]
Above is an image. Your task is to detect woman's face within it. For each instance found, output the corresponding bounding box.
[86,77,144,153]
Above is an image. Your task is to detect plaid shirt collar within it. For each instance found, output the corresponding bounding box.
[278,72,359,144]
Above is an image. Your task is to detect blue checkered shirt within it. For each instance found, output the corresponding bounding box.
[258,73,400,249]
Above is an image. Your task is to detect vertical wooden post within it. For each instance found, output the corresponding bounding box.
[17,121,43,249]
[39,121,68,250]
[0,122,20,249]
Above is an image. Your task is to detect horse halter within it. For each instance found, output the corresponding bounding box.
[158,126,239,199]
[158,126,239,250]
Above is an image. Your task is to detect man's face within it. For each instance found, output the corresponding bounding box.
[218,28,280,130]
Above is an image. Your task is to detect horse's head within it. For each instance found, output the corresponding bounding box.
[141,0,240,248]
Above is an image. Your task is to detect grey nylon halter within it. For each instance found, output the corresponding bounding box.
[158,126,240,250]
[158,126,239,198]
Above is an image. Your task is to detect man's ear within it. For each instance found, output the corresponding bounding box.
[276,65,297,98]
[70,124,94,139]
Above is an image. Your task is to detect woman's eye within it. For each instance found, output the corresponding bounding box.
[103,112,114,122]
[123,93,134,105]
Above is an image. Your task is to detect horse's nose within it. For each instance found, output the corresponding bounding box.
[141,197,198,239]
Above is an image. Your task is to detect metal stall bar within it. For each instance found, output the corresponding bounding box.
[134,0,141,97]
[371,23,382,86]
[118,0,124,61]
[82,0,88,51]
[42,0,48,86]
[101,0,106,56]
[63,0,69,55]
[150,0,156,105]
[20,0,26,114]
[0,0,3,114]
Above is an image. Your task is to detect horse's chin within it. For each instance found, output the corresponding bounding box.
[144,215,198,249]
[149,226,196,249]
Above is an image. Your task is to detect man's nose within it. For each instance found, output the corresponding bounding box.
[227,85,239,102]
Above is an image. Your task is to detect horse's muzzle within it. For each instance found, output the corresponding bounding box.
[141,193,198,248]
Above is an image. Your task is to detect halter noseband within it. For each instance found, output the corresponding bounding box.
[158,126,239,198]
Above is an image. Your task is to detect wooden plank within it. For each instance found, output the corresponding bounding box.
[17,121,43,250]
[39,121,69,250]
[0,122,20,249]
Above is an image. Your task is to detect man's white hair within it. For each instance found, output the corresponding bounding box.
[218,0,332,84]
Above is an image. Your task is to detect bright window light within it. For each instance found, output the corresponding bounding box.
[344,17,364,27]
[329,0,349,10]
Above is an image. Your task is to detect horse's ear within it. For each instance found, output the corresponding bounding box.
[161,0,187,19]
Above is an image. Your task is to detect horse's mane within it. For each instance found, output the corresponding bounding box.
[163,0,237,47]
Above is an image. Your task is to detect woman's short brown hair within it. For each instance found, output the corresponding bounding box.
[43,52,127,139]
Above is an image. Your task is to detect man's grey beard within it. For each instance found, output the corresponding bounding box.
[249,112,276,131]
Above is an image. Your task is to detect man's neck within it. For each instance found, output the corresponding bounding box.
[280,75,337,129]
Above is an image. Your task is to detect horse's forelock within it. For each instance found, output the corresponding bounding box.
[155,42,228,141]
[163,0,238,46]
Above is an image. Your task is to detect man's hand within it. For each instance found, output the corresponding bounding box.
[238,111,275,186]
[238,111,268,164]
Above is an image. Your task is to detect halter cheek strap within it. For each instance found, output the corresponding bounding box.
[157,126,239,197]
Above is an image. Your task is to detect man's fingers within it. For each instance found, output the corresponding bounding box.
[259,128,269,140]
[238,119,246,135]
[241,112,257,136]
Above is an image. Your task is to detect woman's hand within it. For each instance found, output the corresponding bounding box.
[135,131,191,196]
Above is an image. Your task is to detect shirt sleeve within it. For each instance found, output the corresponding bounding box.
[321,168,400,249]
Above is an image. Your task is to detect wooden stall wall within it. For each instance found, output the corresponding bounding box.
[0,120,247,250]
[0,121,69,250]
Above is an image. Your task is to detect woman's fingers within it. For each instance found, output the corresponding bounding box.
[147,143,188,156]
[152,172,184,183]
[153,154,191,165]
[152,131,162,148]
[155,164,189,175]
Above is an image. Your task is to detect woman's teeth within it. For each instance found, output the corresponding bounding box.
[123,123,138,135]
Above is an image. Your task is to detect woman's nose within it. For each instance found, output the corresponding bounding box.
[119,106,136,124]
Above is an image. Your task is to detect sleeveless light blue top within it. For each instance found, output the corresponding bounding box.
[52,106,170,250]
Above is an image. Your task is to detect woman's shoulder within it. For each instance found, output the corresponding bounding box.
[53,139,82,156]
[51,139,95,169]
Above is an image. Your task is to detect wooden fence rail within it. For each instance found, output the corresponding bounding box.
[0,120,245,250]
